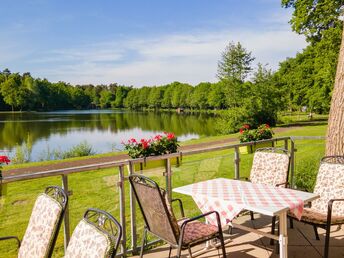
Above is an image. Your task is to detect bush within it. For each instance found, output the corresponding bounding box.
[239,124,274,142]
[62,141,95,159]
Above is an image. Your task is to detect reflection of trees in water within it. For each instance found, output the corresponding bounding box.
[0,111,218,149]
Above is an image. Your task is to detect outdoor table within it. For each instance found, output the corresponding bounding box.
[173,178,319,258]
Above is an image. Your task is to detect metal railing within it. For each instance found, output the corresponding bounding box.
[0,136,325,257]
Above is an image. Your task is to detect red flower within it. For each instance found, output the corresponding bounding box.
[239,128,244,134]
[166,133,175,140]
[243,124,250,129]
[265,124,270,128]
[0,156,10,164]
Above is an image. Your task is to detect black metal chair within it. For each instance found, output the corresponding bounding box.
[64,208,122,258]
[129,174,227,258]
[0,186,68,258]
[288,156,344,258]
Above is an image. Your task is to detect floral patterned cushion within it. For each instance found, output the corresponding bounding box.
[250,151,289,186]
[18,193,62,258]
[289,208,344,225]
[177,220,218,245]
[311,162,344,216]
[64,219,113,258]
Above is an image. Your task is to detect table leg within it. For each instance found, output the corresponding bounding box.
[279,211,288,258]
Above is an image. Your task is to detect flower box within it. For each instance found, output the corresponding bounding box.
[134,156,180,171]
[239,141,273,154]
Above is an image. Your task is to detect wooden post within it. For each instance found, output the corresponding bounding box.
[61,175,70,251]
[234,147,240,179]
[118,165,127,257]
[165,158,172,202]
[127,161,137,254]
[290,140,296,188]
[284,139,289,150]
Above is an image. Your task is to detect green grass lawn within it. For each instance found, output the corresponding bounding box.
[0,124,327,257]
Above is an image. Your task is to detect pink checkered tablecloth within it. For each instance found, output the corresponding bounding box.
[190,178,304,226]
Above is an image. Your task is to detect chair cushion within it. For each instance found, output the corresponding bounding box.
[289,207,344,225]
[250,151,289,186]
[64,219,113,258]
[312,162,344,216]
[177,219,218,245]
[18,193,62,258]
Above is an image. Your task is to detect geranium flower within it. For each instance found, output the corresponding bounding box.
[166,133,175,140]
[0,156,10,164]
[239,128,244,134]
[243,124,250,129]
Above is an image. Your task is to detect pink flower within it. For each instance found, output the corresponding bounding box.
[129,138,137,144]
[154,134,162,141]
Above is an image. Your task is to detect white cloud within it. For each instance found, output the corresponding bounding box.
[27,27,307,86]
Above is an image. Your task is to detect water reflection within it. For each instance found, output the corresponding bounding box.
[0,110,218,160]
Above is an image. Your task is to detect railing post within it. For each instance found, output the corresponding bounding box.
[61,175,70,251]
[284,139,289,150]
[234,147,240,179]
[127,161,138,254]
[290,139,296,188]
[165,158,172,202]
[118,165,127,257]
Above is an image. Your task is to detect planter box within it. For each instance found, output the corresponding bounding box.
[239,141,273,154]
[134,157,180,171]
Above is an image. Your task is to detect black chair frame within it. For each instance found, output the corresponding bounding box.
[82,208,122,258]
[129,174,227,258]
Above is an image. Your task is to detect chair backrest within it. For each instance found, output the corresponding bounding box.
[18,186,68,258]
[64,208,122,258]
[129,174,180,245]
[250,147,290,186]
[312,156,344,216]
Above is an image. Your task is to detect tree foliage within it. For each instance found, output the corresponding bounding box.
[217,41,255,82]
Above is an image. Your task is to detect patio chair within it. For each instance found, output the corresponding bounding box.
[0,186,68,258]
[243,147,290,244]
[288,156,344,258]
[64,208,122,258]
[129,174,227,258]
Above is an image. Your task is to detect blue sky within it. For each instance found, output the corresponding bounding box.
[0,0,307,86]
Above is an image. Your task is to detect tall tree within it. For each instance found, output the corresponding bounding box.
[217,41,255,82]
[282,0,344,155]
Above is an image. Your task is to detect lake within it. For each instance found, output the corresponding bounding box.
[0,110,219,161]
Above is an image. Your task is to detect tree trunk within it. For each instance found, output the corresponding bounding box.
[326,23,344,156]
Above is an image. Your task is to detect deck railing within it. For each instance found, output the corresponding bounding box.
[1,136,325,257]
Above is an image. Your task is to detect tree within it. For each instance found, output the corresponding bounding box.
[282,0,344,155]
[217,41,255,82]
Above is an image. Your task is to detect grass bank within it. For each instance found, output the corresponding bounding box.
[0,124,326,257]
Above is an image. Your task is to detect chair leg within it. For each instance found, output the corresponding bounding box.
[140,227,148,258]
[270,216,276,245]
[324,225,331,258]
[289,217,294,229]
[176,244,182,258]
[313,225,320,240]
[188,246,193,258]
[168,245,173,258]
[219,234,227,257]
[250,211,254,220]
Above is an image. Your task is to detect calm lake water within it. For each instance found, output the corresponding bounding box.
[0,110,218,161]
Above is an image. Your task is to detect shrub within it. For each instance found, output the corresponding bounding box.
[62,141,95,159]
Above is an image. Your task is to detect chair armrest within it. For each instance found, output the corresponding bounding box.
[0,236,20,248]
[326,199,344,226]
[178,211,223,246]
[275,182,289,188]
[171,198,185,218]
